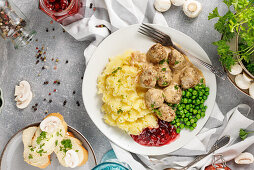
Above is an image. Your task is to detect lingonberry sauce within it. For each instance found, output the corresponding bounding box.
[131,119,178,146]
[44,0,70,12]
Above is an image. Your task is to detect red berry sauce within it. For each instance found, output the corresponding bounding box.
[44,0,71,12]
[131,119,179,146]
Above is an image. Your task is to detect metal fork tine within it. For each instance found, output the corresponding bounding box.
[139,28,164,42]
[138,31,163,44]
[142,23,169,38]
[140,26,164,39]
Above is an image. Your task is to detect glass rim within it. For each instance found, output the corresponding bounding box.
[92,162,129,170]
[39,0,75,16]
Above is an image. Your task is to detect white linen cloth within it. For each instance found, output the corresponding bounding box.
[62,1,254,169]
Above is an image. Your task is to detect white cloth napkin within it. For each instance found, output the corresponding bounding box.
[64,1,254,169]
[111,104,254,170]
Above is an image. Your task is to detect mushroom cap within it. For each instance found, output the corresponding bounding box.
[171,0,185,6]
[249,83,254,99]
[183,0,202,18]
[235,74,251,90]
[154,0,171,12]
[235,152,254,165]
[243,72,253,82]
[229,63,242,75]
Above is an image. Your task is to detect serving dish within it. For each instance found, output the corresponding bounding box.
[0,123,97,170]
[82,24,217,155]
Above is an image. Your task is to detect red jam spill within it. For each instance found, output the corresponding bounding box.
[131,119,179,146]
[44,0,71,12]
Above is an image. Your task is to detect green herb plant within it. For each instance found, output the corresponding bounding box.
[208,0,254,72]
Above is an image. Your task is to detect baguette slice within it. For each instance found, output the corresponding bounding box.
[22,127,50,169]
[54,132,88,168]
[31,113,68,157]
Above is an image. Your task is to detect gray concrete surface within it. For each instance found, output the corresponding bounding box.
[0,0,253,169]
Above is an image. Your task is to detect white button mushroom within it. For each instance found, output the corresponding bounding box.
[229,63,243,75]
[235,74,251,90]
[235,152,254,165]
[154,0,171,12]
[183,0,202,18]
[171,0,185,6]
[249,83,254,99]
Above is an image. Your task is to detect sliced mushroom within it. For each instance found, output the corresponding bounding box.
[235,152,254,165]
[163,84,182,104]
[235,74,251,90]
[146,43,168,64]
[145,88,164,109]
[158,104,176,122]
[229,63,242,75]
[183,0,202,18]
[154,0,171,12]
[139,67,158,88]
[243,72,253,82]
[171,0,185,6]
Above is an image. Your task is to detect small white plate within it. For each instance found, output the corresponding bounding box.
[0,123,97,170]
[82,24,217,155]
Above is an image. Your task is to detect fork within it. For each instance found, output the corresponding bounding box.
[138,23,226,80]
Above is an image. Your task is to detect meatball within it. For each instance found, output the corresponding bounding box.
[145,88,164,109]
[155,64,173,87]
[180,67,200,89]
[139,67,157,88]
[158,104,176,122]
[163,84,182,104]
[169,49,186,70]
[146,43,167,64]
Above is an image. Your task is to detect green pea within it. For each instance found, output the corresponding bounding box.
[186,92,191,97]
[190,119,195,124]
[204,106,208,109]
[186,113,190,117]
[192,123,197,127]
[193,109,197,114]
[201,89,205,93]
[193,90,198,96]
[176,119,180,123]
[198,110,201,114]
[188,88,193,92]
[184,118,188,122]
[201,112,205,117]
[186,121,191,126]
[176,128,181,134]
[181,98,184,103]
[201,99,204,104]
[180,124,185,129]
[180,118,184,121]
[188,99,192,103]
[185,125,190,129]
[190,127,194,131]
[183,98,188,103]
[176,122,180,126]
[205,87,209,91]
[201,84,206,89]
[205,92,209,96]
[192,96,196,99]
[193,100,196,104]
[172,120,175,124]
[182,91,186,96]
[203,96,207,100]
[195,106,199,110]
[179,106,183,111]
[188,116,192,120]
[184,109,188,113]
[200,104,204,109]
[181,114,185,118]
[199,97,203,100]
[189,108,193,113]
[181,104,185,108]
[180,110,184,115]
[194,118,198,122]
[190,104,193,108]
[186,105,190,110]
[195,86,199,90]
[196,114,201,119]
[199,92,203,96]
[196,100,201,104]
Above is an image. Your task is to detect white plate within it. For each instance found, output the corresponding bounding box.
[82,24,216,155]
[0,123,97,170]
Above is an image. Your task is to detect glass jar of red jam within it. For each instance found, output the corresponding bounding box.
[39,0,85,26]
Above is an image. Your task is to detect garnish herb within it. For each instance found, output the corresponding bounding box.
[36,131,47,144]
[239,128,254,140]
[153,109,162,117]
[162,68,166,71]
[55,140,58,146]
[159,59,165,64]
[200,78,204,84]
[61,139,72,153]
[174,85,179,90]
[40,143,45,149]
[112,67,122,74]
[28,154,33,159]
[162,82,168,86]
[174,61,179,65]
[36,149,46,156]
[75,150,79,152]
[151,104,155,108]
[117,109,123,114]
[208,0,254,72]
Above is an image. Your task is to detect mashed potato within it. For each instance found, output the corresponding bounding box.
[97,51,158,135]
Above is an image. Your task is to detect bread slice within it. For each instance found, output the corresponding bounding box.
[54,132,88,168]
[31,113,68,157]
[22,127,50,169]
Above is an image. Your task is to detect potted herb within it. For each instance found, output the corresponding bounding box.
[208,0,254,97]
